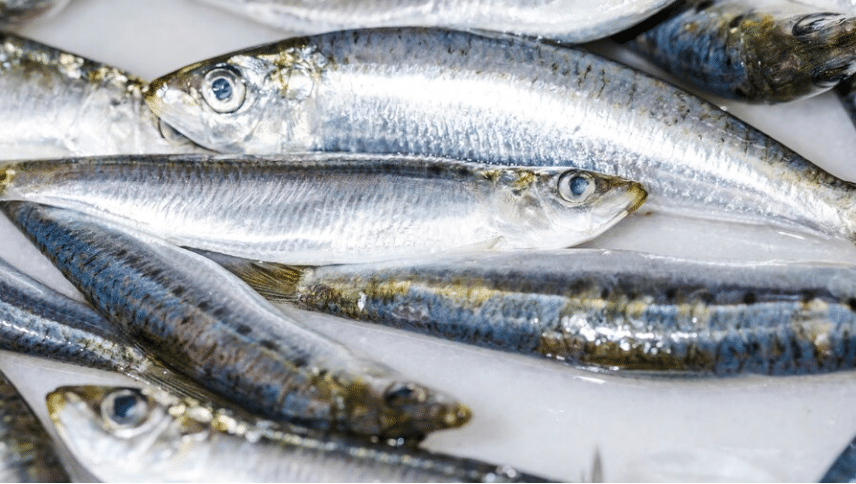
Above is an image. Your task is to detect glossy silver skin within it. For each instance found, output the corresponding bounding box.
[3,201,470,440]
[194,0,674,43]
[0,32,204,159]
[0,369,68,482]
[47,385,551,483]
[0,0,68,26]
[146,28,856,244]
[200,248,856,376]
[0,153,645,265]
[625,0,856,103]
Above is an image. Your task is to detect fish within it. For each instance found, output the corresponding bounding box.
[820,432,856,482]
[0,368,68,482]
[47,384,553,482]
[145,28,856,245]
[196,247,856,376]
[621,0,856,103]
[193,0,675,43]
[1,201,471,440]
[0,32,205,159]
[0,0,69,26]
[0,253,231,404]
[0,153,645,265]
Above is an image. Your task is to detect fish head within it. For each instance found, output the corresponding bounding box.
[490,167,646,249]
[334,372,471,441]
[46,385,212,481]
[146,41,322,153]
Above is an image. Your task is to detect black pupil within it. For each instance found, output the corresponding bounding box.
[112,394,138,421]
[385,385,414,404]
[569,176,589,196]
[211,77,233,101]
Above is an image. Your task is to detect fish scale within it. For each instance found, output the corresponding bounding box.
[2,200,472,440]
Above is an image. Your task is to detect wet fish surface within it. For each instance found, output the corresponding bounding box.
[820,431,856,482]
[0,153,645,265]
[199,248,856,376]
[0,368,68,482]
[47,384,552,483]
[0,32,204,159]
[146,28,856,245]
[194,0,674,43]
[622,0,856,103]
[0,0,68,26]
[2,201,470,440]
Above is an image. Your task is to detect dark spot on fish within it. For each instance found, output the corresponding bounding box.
[742,292,757,305]
[600,288,609,300]
[260,340,277,350]
[292,356,307,367]
[664,288,677,301]
[236,324,252,335]
[847,298,856,311]
[427,164,443,177]
[172,286,186,297]
[734,87,748,98]
[179,316,193,326]
[728,15,745,29]
[801,291,816,304]
[695,0,712,10]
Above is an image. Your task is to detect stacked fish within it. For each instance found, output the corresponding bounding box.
[5,0,856,481]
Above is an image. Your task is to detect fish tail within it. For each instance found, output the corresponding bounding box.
[185,247,306,302]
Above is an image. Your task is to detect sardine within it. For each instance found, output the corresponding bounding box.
[145,28,856,245]
[0,368,68,482]
[622,0,856,103]
[0,0,68,26]
[0,32,204,159]
[197,248,856,376]
[193,0,674,43]
[1,201,470,440]
[0,153,645,265]
[47,384,552,482]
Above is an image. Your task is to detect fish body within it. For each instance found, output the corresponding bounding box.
[200,248,856,376]
[0,0,68,26]
[2,201,470,440]
[194,0,674,43]
[0,368,68,482]
[624,0,856,103]
[146,28,856,244]
[0,153,644,265]
[47,385,551,482]
[0,32,203,159]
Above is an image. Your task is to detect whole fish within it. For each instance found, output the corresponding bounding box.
[198,248,856,376]
[0,0,68,26]
[0,368,68,482]
[0,153,645,265]
[145,28,856,244]
[194,0,674,43]
[47,384,552,482]
[622,0,856,103]
[0,32,204,159]
[2,201,470,440]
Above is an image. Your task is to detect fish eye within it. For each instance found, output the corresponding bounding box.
[100,389,149,430]
[558,172,595,203]
[792,13,845,37]
[384,382,428,406]
[201,67,246,113]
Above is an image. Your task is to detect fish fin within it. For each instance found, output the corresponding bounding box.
[184,247,308,302]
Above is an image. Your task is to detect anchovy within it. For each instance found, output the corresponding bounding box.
[197,247,856,376]
[0,153,645,265]
[820,432,856,482]
[0,0,68,26]
[0,32,204,159]
[47,384,552,483]
[0,368,68,482]
[621,0,856,103]
[193,0,674,43]
[145,28,856,244]
[2,201,470,440]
